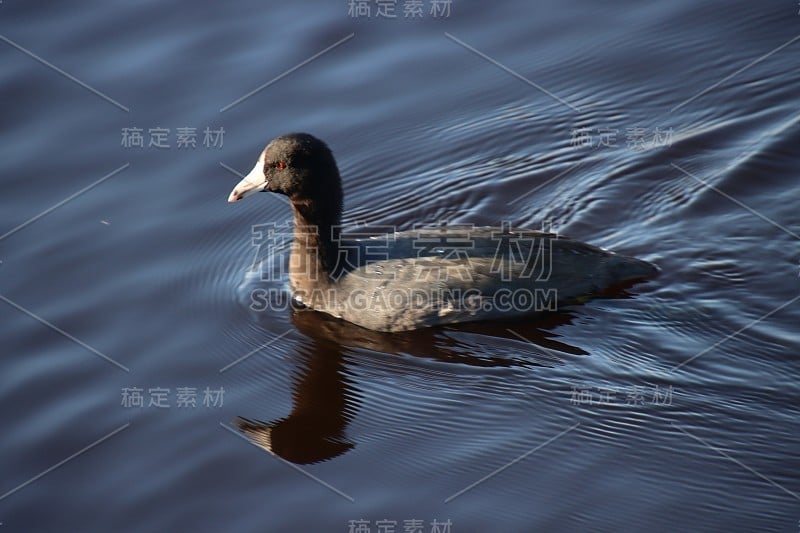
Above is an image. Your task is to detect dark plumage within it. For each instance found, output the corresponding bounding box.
[228,133,657,331]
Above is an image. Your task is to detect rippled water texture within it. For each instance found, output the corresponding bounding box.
[1,0,799,531]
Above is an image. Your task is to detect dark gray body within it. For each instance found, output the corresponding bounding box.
[292,226,657,332]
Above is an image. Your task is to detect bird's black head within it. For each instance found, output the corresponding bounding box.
[228,133,343,209]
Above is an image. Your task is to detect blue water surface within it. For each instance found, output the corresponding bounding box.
[1,0,798,531]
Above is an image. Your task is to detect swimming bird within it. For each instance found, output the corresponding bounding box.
[228,133,657,332]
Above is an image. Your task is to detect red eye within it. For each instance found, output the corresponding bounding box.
[277,162,286,169]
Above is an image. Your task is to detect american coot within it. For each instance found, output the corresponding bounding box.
[228,133,657,332]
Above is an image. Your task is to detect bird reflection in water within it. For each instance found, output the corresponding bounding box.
[234,303,591,464]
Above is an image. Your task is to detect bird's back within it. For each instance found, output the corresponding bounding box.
[306,226,657,331]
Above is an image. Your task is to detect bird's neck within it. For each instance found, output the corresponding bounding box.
[289,199,342,290]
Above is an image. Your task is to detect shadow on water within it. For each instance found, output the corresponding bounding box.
[235,325,356,465]
[233,283,647,464]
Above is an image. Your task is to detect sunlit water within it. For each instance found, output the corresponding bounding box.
[1,0,798,531]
